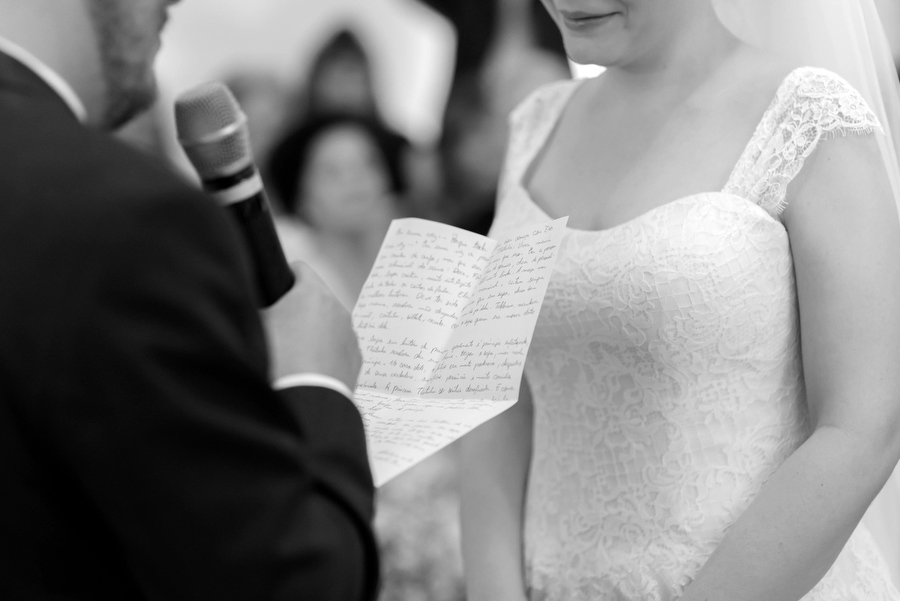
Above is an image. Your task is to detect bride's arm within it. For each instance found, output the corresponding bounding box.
[679,133,900,601]
[459,376,533,601]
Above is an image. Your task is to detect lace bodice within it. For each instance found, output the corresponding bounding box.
[489,67,896,600]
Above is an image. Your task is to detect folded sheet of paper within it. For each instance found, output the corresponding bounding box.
[352,217,567,486]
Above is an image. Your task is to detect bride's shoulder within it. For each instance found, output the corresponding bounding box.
[504,78,585,151]
[509,78,583,126]
[773,66,881,134]
[725,48,880,132]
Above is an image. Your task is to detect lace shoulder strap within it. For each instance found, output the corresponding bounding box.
[503,79,583,182]
[491,79,581,237]
[723,66,882,217]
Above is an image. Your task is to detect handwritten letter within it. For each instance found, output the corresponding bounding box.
[353,217,567,485]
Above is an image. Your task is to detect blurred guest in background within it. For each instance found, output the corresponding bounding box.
[417,0,565,79]
[297,29,383,121]
[284,26,444,225]
[419,0,570,234]
[268,112,408,309]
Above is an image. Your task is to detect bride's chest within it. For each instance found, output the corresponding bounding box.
[525,103,759,231]
[522,193,796,330]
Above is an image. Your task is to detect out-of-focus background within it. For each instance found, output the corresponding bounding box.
[155,0,452,148]
[118,1,900,599]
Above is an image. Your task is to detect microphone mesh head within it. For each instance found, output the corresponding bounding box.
[174,81,253,179]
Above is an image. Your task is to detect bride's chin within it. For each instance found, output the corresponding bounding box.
[562,39,624,69]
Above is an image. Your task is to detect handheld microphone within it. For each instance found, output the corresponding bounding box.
[174,81,294,307]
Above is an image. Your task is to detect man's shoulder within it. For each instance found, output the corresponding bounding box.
[4,103,198,201]
[1,101,228,246]
[0,101,246,310]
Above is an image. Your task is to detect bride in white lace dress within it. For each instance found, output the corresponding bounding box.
[459,1,900,600]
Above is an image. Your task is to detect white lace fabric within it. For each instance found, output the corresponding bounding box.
[723,68,883,215]
[488,67,898,601]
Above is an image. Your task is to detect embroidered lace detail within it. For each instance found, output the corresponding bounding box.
[488,69,898,601]
[723,67,882,216]
[497,79,582,207]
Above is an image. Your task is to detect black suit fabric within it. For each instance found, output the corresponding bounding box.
[0,52,378,601]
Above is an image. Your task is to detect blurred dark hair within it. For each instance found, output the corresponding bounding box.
[303,28,379,117]
[418,0,565,76]
[311,29,370,74]
[267,112,409,216]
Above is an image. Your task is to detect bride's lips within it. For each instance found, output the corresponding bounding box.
[559,10,620,31]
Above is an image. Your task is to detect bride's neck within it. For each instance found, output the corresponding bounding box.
[604,10,742,99]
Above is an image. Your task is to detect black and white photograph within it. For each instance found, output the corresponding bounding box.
[2,1,899,600]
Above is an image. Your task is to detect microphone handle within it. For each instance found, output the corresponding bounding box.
[204,166,295,307]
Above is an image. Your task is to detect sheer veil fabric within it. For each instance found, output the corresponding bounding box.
[712,0,900,586]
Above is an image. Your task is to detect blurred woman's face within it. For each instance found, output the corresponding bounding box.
[540,0,689,68]
[300,124,394,233]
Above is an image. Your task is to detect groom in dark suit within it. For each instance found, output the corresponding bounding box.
[0,1,378,599]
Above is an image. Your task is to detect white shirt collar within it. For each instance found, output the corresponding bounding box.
[0,35,88,123]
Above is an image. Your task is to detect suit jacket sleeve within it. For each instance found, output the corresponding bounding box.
[45,164,379,601]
